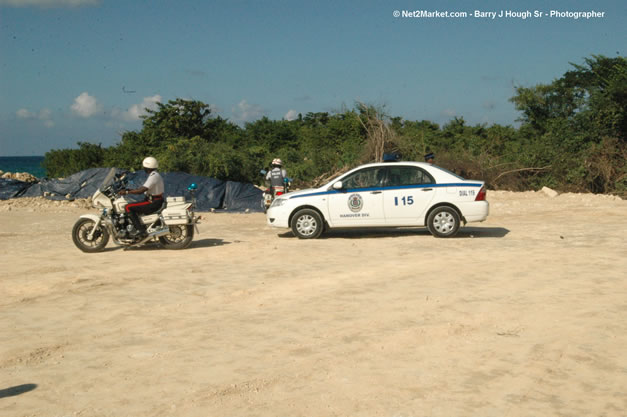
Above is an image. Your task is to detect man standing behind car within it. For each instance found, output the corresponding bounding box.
[265,158,288,193]
[119,156,164,238]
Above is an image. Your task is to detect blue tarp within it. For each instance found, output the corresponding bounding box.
[0,168,263,211]
[125,171,227,211]
[223,181,264,212]
[21,168,117,199]
[0,178,33,200]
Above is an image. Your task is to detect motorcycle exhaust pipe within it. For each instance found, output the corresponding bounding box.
[126,227,170,249]
[149,227,170,238]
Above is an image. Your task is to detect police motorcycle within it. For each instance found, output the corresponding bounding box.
[71,168,200,252]
[259,169,291,213]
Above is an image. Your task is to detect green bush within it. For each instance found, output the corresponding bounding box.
[42,56,626,194]
[43,142,106,178]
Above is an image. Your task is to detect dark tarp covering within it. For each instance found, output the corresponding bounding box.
[2,168,263,211]
[223,181,263,212]
[0,178,33,200]
[21,168,117,199]
[125,171,226,211]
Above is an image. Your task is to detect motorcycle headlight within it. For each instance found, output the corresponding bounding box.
[271,197,287,208]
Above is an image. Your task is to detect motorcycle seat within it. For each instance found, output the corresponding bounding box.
[156,199,168,214]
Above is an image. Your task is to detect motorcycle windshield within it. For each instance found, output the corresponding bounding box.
[100,168,117,191]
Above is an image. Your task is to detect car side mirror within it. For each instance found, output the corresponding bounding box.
[332,181,343,190]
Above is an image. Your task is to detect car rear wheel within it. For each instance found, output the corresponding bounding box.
[427,206,460,238]
[290,209,323,239]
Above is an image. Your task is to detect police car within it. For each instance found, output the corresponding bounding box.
[266,160,489,238]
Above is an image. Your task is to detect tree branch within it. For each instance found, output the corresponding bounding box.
[493,165,552,183]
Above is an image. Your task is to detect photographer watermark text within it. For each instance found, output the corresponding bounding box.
[393,9,606,20]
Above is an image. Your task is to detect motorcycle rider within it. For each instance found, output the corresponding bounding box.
[265,158,288,194]
[119,156,165,237]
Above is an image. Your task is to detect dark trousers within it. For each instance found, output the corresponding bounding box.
[125,197,163,232]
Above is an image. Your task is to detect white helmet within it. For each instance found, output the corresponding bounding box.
[142,156,158,169]
[271,158,282,166]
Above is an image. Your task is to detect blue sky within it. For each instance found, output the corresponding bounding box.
[0,0,624,156]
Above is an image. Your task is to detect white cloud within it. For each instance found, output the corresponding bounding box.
[284,109,298,121]
[17,108,35,119]
[0,0,99,7]
[113,95,162,121]
[39,108,52,119]
[232,99,265,123]
[208,104,222,114]
[16,107,55,127]
[126,95,162,120]
[71,92,102,118]
[441,108,456,118]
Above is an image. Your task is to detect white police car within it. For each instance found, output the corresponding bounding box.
[266,161,489,238]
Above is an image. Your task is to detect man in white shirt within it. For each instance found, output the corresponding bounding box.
[119,156,165,237]
[265,158,288,193]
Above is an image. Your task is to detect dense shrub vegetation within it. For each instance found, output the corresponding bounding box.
[43,55,626,194]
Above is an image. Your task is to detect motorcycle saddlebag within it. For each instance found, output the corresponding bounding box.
[163,200,190,225]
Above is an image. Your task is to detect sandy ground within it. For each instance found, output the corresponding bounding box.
[0,191,626,417]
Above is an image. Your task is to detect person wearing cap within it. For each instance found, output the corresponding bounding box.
[265,158,288,193]
[119,156,165,238]
[424,152,435,164]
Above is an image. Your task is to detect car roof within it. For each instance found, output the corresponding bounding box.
[328,161,466,185]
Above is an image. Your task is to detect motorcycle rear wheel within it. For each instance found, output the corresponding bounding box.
[158,224,194,250]
[72,218,110,253]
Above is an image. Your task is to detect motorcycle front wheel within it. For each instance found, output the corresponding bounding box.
[158,224,194,250]
[72,218,110,253]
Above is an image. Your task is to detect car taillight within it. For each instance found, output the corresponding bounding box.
[475,186,486,201]
[276,191,283,196]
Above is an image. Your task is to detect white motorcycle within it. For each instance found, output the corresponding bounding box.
[71,168,200,252]
[260,169,291,213]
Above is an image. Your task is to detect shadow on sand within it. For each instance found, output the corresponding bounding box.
[103,238,231,251]
[0,384,38,399]
[278,226,509,239]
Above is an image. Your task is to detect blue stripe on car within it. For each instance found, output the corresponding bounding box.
[289,183,482,199]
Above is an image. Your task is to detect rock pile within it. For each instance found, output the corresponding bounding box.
[0,171,39,182]
[0,197,93,212]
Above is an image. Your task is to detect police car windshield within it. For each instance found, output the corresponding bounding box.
[432,165,465,180]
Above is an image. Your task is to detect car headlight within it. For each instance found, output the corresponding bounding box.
[270,198,287,208]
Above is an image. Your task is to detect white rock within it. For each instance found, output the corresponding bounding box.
[14,172,38,182]
[0,171,38,182]
[541,186,559,198]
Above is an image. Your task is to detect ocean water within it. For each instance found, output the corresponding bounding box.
[0,156,46,178]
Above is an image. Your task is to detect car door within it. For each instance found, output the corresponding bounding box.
[382,165,436,225]
[327,166,387,226]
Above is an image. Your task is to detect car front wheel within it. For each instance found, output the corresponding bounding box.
[427,206,460,238]
[290,209,324,239]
